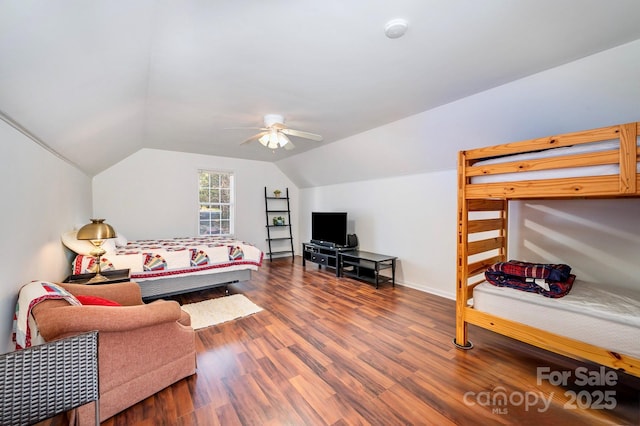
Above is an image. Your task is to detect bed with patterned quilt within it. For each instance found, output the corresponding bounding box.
[63,233,263,299]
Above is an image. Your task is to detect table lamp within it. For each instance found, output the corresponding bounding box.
[76,219,116,283]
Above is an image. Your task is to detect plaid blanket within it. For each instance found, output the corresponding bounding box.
[485,270,575,298]
[490,260,571,282]
[485,260,575,298]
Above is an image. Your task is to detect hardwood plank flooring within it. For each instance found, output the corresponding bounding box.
[45,257,639,425]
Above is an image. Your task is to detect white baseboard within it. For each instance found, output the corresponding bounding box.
[394,280,455,300]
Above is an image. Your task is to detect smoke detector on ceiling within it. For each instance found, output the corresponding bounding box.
[384,18,409,39]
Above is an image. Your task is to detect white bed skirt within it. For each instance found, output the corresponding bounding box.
[138,269,252,299]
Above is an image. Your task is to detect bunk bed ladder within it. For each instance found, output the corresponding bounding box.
[455,197,508,348]
[455,148,508,349]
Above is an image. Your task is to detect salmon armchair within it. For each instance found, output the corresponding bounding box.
[31,282,196,424]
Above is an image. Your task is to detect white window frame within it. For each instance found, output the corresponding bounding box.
[198,170,235,236]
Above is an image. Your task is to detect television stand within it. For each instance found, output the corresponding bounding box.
[339,250,397,288]
[302,243,397,288]
[302,242,352,277]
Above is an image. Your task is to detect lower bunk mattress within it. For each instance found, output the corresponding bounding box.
[472,280,640,359]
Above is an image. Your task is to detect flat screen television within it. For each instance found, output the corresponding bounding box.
[311,212,348,247]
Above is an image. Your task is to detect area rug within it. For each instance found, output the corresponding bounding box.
[181,294,263,330]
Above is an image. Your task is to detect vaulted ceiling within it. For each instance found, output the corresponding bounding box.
[2,1,640,176]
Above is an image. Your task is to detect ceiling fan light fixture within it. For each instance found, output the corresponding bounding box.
[239,113,322,150]
[258,128,281,149]
[258,129,290,149]
[277,133,290,147]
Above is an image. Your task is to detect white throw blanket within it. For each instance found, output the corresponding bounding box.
[12,281,80,349]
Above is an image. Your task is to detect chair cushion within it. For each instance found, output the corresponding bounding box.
[76,295,122,306]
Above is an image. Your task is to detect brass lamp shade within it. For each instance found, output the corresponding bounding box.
[76,219,116,283]
[77,219,116,241]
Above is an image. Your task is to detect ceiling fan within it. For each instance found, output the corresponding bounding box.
[237,114,323,150]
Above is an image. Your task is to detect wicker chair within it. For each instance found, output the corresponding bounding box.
[30,282,196,424]
[0,331,99,425]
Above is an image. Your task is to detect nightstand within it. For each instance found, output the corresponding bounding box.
[63,269,131,285]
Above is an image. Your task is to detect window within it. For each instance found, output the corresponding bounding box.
[198,170,234,236]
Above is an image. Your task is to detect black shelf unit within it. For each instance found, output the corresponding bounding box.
[264,187,294,262]
[340,251,397,288]
[302,242,343,276]
[302,243,397,288]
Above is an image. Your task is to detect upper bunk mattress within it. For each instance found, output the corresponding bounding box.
[471,138,640,183]
[472,280,640,359]
[72,236,263,281]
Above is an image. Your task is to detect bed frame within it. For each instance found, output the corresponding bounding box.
[454,121,640,377]
[136,269,253,300]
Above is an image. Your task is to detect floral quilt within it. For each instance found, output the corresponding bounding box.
[72,236,263,280]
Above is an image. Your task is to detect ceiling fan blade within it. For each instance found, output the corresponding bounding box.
[240,132,266,145]
[284,140,295,150]
[281,128,323,141]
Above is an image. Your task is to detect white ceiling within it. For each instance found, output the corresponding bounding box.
[2,1,640,176]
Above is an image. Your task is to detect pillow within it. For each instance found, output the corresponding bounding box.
[61,230,117,255]
[76,295,121,306]
[114,232,128,247]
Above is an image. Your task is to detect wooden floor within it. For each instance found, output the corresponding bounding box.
[50,257,638,425]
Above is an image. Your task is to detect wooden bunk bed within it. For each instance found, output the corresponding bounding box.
[454,121,640,378]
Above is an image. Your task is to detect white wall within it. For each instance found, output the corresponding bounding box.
[294,39,640,298]
[510,199,640,292]
[300,170,457,298]
[0,120,91,352]
[93,148,298,256]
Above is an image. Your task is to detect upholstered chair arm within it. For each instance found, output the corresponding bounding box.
[58,281,144,306]
[34,300,185,341]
